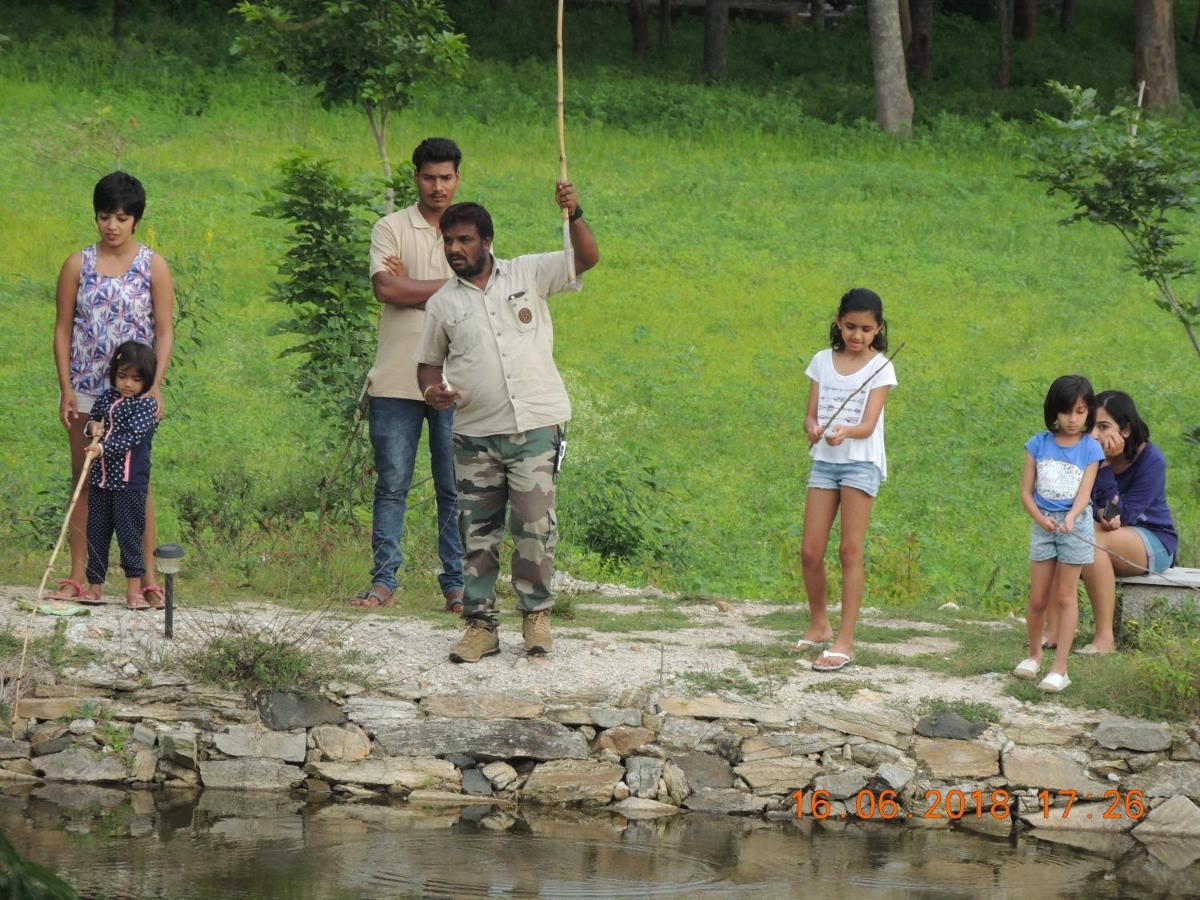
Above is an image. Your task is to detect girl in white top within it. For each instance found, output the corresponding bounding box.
[794,289,898,672]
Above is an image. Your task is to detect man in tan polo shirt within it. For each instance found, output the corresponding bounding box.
[416,183,599,662]
[350,138,465,612]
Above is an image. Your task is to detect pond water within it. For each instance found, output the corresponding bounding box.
[2,785,1197,898]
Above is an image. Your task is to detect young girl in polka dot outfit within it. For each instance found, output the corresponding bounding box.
[83,342,161,610]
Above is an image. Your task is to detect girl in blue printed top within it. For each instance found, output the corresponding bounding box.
[1013,375,1105,693]
[83,341,161,610]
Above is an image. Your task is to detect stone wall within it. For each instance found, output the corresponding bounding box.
[4,675,1200,848]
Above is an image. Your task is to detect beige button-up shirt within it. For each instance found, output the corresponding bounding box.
[366,205,452,400]
[415,251,581,437]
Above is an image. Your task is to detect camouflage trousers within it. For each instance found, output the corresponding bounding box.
[453,425,561,621]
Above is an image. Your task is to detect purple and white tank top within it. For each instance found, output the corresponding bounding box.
[70,243,156,396]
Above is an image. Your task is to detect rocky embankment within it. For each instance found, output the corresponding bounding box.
[3,672,1200,858]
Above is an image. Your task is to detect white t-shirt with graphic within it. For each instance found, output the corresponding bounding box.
[1024,430,1105,512]
[806,349,898,479]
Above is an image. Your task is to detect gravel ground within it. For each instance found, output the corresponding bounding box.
[0,579,1100,729]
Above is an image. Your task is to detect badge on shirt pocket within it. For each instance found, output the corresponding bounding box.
[506,291,536,333]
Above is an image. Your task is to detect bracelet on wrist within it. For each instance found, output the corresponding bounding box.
[569,205,584,224]
[422,383,438,401]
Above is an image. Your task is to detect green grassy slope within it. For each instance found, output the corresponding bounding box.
[0,1,1196,608]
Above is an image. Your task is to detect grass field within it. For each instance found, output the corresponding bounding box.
[0,0,1197,618]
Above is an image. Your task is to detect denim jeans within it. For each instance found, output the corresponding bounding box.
[369,397,463,596]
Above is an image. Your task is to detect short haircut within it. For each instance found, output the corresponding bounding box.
[1096,390,1150,460]
[93,172,146,223]
[440,202,494,241]
[829,287,887,351]
[1043,375,1096,432]
[109,341,157,392]
[412,137,462,172]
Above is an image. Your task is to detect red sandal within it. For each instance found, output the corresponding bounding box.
[141,584,166,610]
[126,590,151,610]
[48,578,87,602]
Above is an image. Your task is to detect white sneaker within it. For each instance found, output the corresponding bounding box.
[1037,672,1071,693]
[1012,657,1040,680]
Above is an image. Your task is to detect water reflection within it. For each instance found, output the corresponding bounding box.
[2,784,1197,898]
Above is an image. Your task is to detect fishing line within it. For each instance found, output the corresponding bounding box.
[813,342,906,440]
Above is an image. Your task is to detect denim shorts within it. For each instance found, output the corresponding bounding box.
[1030,508,1095,566]
[808,460,881,498]
[1133,527,1173,574]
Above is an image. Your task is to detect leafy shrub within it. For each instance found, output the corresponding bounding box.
[258,154,378,430]
[176,463,258,550]
[1131,635,1200,721]
[180,610,356,692]
[560,451,685,564]
[1122,600,1200,719]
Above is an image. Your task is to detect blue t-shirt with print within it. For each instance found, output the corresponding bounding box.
[1024,431,1105,512]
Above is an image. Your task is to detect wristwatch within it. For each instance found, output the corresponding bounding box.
[569,205,584,223]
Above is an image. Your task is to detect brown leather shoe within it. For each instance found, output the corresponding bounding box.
[449,619,500,664]
[443,589,464,615]
[522,610,552,655]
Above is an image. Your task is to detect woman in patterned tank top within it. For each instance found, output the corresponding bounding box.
[50,172,175,604]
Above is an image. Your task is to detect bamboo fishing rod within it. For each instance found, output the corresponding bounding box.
[556,0,575,282]
[13,442,100,736]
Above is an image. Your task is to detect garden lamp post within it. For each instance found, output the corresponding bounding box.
[154,544,185,638]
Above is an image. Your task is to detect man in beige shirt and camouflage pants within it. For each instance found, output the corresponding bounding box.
[351,138,465,613]
[416,183,599,662]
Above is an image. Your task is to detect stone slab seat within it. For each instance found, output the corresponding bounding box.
[1116,568,1200,631]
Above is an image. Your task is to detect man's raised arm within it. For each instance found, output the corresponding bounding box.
[556,180,599,274]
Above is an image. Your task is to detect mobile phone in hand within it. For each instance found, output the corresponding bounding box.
[1103,496,1119,520]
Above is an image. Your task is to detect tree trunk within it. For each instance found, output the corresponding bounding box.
[630,0,651,60]
[658,0,672,51]
[909,0,933,80]
[365,102,394,213]
[1134,0,1180,109]
[994,0,1013,88]
[1193,2,1200,46]
[1059,0,1075,32]
[811,0,825,32]
[898,0,913,50]
[867,0,914,133]
[1014,0,1036,40]
[112,0,126,44]
[703,0,729,81]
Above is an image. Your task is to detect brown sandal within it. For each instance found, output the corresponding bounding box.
[349,585,394,609]
[142,584,166,610]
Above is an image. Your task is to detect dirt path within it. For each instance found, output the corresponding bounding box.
[0,580,1101,730]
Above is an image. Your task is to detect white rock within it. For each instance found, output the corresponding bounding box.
[1134,795,1200,837]
[481,761,518,790]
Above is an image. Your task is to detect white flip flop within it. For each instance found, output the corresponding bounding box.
[812,651,853,672]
